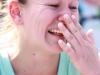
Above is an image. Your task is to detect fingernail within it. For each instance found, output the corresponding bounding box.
[58,22,63,28]
[58,40,63,44]
[64,14,69,19]
[71,15,76,19]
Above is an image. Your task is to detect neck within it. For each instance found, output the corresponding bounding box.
[8,46,60,75]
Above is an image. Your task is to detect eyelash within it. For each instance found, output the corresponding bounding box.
[69,7,77,9]
[48,4,77,10]
[49,4,59,8]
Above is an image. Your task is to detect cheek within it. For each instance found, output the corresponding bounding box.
[39,10,57,26]
[35,12,57,43]
[21,8,57,37]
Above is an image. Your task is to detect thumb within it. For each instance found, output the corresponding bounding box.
[86,29,95,43]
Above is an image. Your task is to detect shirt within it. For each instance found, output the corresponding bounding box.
[0,49,82,75]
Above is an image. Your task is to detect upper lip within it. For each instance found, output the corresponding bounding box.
[48,28,60,31]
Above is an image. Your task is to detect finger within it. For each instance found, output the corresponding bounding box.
[63,14,84,45]
[71,15,91,43]
[58,22,81,51]
[58,39,77,60]
[86,29,95,44]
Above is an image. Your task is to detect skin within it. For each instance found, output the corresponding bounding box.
[58,15,100,75]
[8,0,100,75]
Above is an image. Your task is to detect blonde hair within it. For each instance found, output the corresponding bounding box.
[0,0,18,49]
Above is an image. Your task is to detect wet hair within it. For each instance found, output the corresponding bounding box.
[0,0,26,49]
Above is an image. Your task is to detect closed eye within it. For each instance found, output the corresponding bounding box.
[48,4,59,8]
[69,7,78,9]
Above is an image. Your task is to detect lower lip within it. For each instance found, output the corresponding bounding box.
[49,32,64,38]
[52,33,63,37]
[48,32,67,43]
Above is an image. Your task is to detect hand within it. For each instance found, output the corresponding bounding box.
[58,14,100,75]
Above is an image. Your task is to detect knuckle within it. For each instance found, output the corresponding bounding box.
[82,34,88,40]
[68,35,73,40]
[66,47,71,53]
[77,25,82,30]
[72,29,78,34]
[82,42,89,48]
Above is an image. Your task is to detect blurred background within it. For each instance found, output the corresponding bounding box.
[79,0,100,52]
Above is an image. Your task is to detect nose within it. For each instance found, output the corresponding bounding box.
[58,7,71,23]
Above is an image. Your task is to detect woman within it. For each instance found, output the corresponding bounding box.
[0,0,100,75]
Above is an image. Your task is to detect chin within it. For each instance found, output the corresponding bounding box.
[49,45,63,54]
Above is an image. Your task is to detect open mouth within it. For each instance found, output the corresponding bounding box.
[48,29,63,37]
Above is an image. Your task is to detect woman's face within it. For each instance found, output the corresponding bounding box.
[19,0,79,54]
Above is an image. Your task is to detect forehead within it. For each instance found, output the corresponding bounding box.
[30,0,78,4]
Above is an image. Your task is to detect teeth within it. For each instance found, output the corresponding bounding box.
[49,29,62,34]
